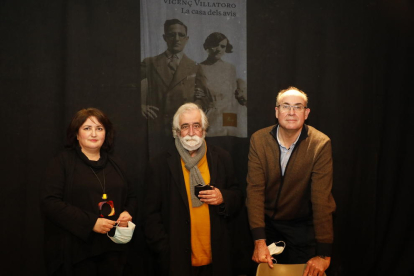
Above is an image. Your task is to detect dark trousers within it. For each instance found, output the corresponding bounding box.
[265,216,316,264]
[191,264,212,276]
[54,251,127,276]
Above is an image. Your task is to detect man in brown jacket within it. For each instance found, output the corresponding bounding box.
[246,87,336,276]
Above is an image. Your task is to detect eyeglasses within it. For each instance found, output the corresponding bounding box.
[165,32,187,40]
[180,123,203,134]
[276,105,307,112]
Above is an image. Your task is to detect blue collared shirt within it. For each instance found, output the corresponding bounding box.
[276,126,301,176]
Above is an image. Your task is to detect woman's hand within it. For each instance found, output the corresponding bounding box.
[93,218,116,234]
[235,88,247,106]
[117,211,132,227]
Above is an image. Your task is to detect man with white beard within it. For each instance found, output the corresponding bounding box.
[144,103,243,276]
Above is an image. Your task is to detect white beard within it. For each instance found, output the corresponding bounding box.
[179,134,205,151]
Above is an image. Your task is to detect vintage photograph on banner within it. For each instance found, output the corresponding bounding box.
[141,0,247,156]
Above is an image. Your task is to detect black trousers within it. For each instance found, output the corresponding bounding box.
[54,250,127,276]
[265,216,316,264]
[191,264,212,276]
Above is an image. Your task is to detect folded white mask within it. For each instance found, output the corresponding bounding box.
[107,221,136,244]
[268,241,286,255]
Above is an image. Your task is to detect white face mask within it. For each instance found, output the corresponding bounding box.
[268,240,286,255]
[107,221,136,244]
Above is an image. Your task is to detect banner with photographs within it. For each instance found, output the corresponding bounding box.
[141,0,247,156]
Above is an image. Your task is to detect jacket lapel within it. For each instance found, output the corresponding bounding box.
[168,54,197,90]
[206,143,217,185]
[153,53,174,86]
[167,147,190,211]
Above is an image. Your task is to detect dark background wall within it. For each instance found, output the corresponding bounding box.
[1,0,413,275]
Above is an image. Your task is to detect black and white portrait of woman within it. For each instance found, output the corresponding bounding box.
[195,32,247,137]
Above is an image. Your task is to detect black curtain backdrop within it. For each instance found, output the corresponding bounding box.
[1,0,413,275]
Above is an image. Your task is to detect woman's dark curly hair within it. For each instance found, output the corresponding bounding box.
[66,108,114,151]
[203,32,233,53]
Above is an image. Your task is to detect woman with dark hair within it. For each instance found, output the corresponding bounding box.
[41,108,137,276]
[195,32,247,137]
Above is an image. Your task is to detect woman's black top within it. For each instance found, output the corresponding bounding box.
[41,147,137,274]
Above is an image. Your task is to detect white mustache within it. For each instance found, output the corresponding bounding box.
[179,134,205,151]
